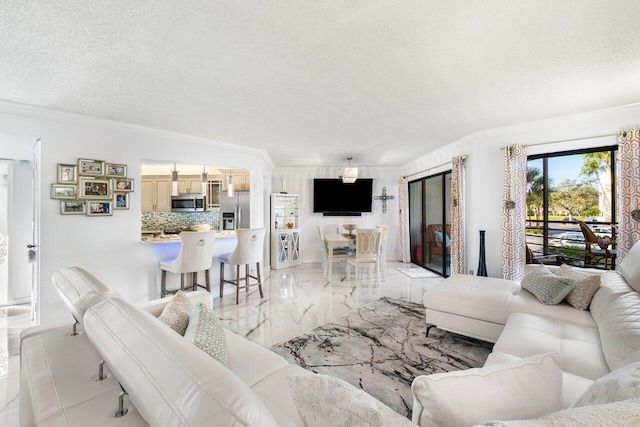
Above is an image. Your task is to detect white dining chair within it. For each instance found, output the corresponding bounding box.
[375,224,389,280]
[347,228,382,285]
[160,230,216,297]
[218,228,266,304]
[318,226,350,278]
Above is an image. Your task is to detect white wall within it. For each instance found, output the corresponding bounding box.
[272,166,401,264]
[0,101,274,325]
[403,102,640,277]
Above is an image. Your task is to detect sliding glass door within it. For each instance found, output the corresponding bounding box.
[409,171,451,277]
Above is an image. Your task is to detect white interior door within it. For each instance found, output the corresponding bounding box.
[30,139,41,322]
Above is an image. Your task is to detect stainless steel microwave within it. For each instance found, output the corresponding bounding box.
[171,194,206,212]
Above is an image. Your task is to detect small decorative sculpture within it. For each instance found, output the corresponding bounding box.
[374,187,396,213]
[280,177,287,194]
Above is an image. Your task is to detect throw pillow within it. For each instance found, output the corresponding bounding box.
[287,375,416,427]
[521,265,575,305]
[557,264,601,310]
[434,231,451,248]
[158,290,192,335]
[571,361,640,407]
[477,398,640,427]
[411,353,563,427]
[184,303,228,366]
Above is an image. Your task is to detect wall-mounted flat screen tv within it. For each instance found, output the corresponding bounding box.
[313,178,373,216]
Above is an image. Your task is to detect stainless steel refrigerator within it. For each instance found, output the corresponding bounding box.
[219,190,250,230]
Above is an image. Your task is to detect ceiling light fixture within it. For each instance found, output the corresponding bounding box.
[342,157,358,183]
[201,166,208,197]
[171,163,179,196]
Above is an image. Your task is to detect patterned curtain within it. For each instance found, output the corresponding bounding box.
[616,128,640,263]
[397,176,410,262]
[501,143,528,281]
[450,156,465,275]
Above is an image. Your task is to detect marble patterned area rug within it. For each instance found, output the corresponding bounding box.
[272,297,493,420]
[395,266,441,279]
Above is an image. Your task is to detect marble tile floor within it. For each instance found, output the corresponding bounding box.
[0,262,443,425]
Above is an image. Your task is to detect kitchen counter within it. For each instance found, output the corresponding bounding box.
[141,230,237,245]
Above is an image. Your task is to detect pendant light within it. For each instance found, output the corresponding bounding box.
[227,170,234,197]
[171,163,179,196]
[342,157,358,183]
[201,166,208,197]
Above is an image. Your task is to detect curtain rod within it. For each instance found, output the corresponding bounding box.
[499,132,618,150]
[405,155,466,178]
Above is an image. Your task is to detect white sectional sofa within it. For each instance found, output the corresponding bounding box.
[415,241,640,424]
[21,267,415,427]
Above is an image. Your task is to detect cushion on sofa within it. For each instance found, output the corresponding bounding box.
[288,374,416,427]
[556,264,601,310]
[572,361,640,407]
[184,302,228,366]
[521,265,575,305]
[411,352,563,427]
[478,398,640,427]
[83,296,279,427]
[492,313,609,381]
[51,267,119,324]
[158,290,192,335]
[589,271,637,324]
[619,240,640,292]
[592,289,640,372]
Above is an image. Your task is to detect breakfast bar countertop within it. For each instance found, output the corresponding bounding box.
[141,230,237,245]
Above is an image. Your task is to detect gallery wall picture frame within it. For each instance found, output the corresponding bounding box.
[114,192,129,210]
[86,200,113,216]
[106,163,127,178]
[79,177,112,199]
[51,184,78,199]
[112,177,134,192]
[57,164,78,184]
[78,159,105,176]
[60,201,86,215]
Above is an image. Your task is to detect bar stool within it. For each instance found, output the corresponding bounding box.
[218,228,266,304]
[160,230,216,298]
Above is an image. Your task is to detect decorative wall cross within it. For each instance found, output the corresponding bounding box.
[374,187,395,213]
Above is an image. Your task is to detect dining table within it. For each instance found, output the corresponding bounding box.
[324,233,352,282]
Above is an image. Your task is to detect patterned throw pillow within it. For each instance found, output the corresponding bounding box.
[572,361,640,407]
[287,374,416,427]
[158,290,192,335]
[557,264,601,310]
[184,303,228,366]
[521,265,575,305]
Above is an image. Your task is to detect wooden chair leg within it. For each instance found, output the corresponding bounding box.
[205,269,210,292]
[219,262,224,298]
[245,264,250,293]
[192,272,197,291]
[161,270,167,298]
[180,273,185,291]
[235,265,240,304]
[256,262,263,298]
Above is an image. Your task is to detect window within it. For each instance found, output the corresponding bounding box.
[526,146,617,268]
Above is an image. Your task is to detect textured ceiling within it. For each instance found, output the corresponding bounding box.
[1,1,640,167]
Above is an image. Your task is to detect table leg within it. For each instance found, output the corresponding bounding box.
[327,242,334,282]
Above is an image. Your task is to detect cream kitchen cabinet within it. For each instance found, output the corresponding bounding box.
[221,170,250,191]
[141,177,172,212]
[177,175,205,195]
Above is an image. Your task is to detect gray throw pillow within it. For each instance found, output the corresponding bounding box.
[557,264,601,310]
[572,361,640,407]
[158,290,192,335]
[184,303,228,366]
[521,265,575,305]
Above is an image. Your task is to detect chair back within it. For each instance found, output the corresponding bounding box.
[375,224,389,241]
[229,228,266,265]
[317,226,328,259]
[578,221,599,245]
[175,230,216,272]
[355,228,382,260]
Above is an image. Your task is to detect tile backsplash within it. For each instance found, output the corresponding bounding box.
[142,211,219,231]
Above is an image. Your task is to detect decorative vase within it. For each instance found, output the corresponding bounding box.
[477,230,488,277]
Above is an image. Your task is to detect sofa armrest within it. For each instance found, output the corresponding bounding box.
[138,290,213,317]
